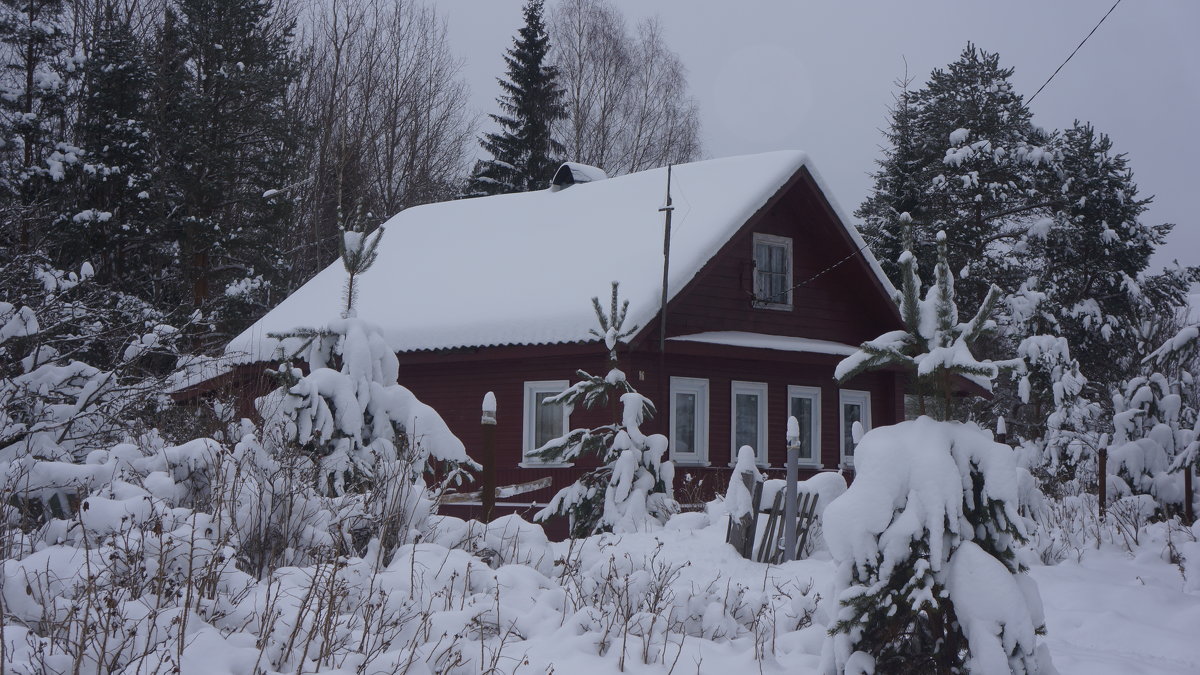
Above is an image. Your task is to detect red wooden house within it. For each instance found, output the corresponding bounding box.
[175,151,906,524]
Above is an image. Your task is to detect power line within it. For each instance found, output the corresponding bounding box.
[1027,0,1123,105]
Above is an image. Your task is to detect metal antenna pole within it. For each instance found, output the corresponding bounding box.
[659,165,674,354]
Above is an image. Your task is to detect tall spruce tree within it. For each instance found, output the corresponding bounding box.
[0,0,80,251]
[152,0,298,343]
[468,0,564,195]
[56,6,156,291]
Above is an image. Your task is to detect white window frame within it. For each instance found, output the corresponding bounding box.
[787,385,822,468]
[752,233,793,309]
[521,380,572,467]
[669,377,709,465]
[730,381,769,466]
[839,389,872,468]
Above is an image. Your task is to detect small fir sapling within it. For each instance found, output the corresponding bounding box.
[835,213,1020,419]
[264,216,475,496]
[533,282,677,537]
[826,218,1052,674]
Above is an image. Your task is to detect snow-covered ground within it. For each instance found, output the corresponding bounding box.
[1031,545,1200,675]
[3,495,1198,673]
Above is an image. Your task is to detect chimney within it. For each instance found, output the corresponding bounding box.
[550,162,608,191]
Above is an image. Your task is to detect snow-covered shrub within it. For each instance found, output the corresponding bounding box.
[1,254,192,538]
[1143,318,1200,476]
[534,283,677,537]
[821,418,1053,675]
[1108,373,1194,513]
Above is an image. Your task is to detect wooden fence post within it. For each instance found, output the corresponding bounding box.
[481,392,497,523]
[1185,466,1195,525]
[1098,444,1107,522]
[726,446,763,559]
[784,416,800,563]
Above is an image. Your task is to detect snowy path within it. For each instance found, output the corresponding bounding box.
[1031,549,1200,675]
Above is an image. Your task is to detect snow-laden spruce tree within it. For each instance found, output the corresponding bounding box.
[835,213,1020,417]
[533,282,677,537]
[263,219,476,497]
[1014,335,1103,495]
[1107,373,1195,512]
[824,214,1052,675]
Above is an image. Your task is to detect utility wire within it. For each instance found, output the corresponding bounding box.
[752,0,1123,303]
[1027,0,1123,105]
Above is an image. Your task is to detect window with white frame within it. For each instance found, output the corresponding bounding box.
[670,377,709,464]
[731,381,768,465]
[522,380,570,465]
[787,385,822,466]
[839,389,872,466]
[753,233,792,308]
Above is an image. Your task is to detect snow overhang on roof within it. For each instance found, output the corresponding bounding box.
[221,150,897,368]
[667,332,859,356]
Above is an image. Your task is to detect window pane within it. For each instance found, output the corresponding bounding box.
[735,392,759,454]
[843,403,862,457]
[770,244,786,275]
[674,392,696,454]
[755,242,771,269]
[535,391,563,449]
[790,396,813,460]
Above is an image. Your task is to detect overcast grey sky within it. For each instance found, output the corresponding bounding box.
[432,0,1199,273]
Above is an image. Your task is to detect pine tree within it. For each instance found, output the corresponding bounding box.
[859,44,1198,415]
[1022,122,1197,390]
[859,44,1045,307]
[468,0,564,195]
[855,79,925,285]
[533,282,677,537]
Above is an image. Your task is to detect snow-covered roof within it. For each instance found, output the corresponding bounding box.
[224,150,894,365]
[667,332,859,356]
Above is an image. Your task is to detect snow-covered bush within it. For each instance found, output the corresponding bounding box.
[1,255,187,466]
[821,418,1053,675]
[1107,373,1195,513]
[534,283,677,537]
[1143,318,1200,475]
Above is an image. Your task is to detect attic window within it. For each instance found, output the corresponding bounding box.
[753,233,792,309]
[550,162,608,191]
